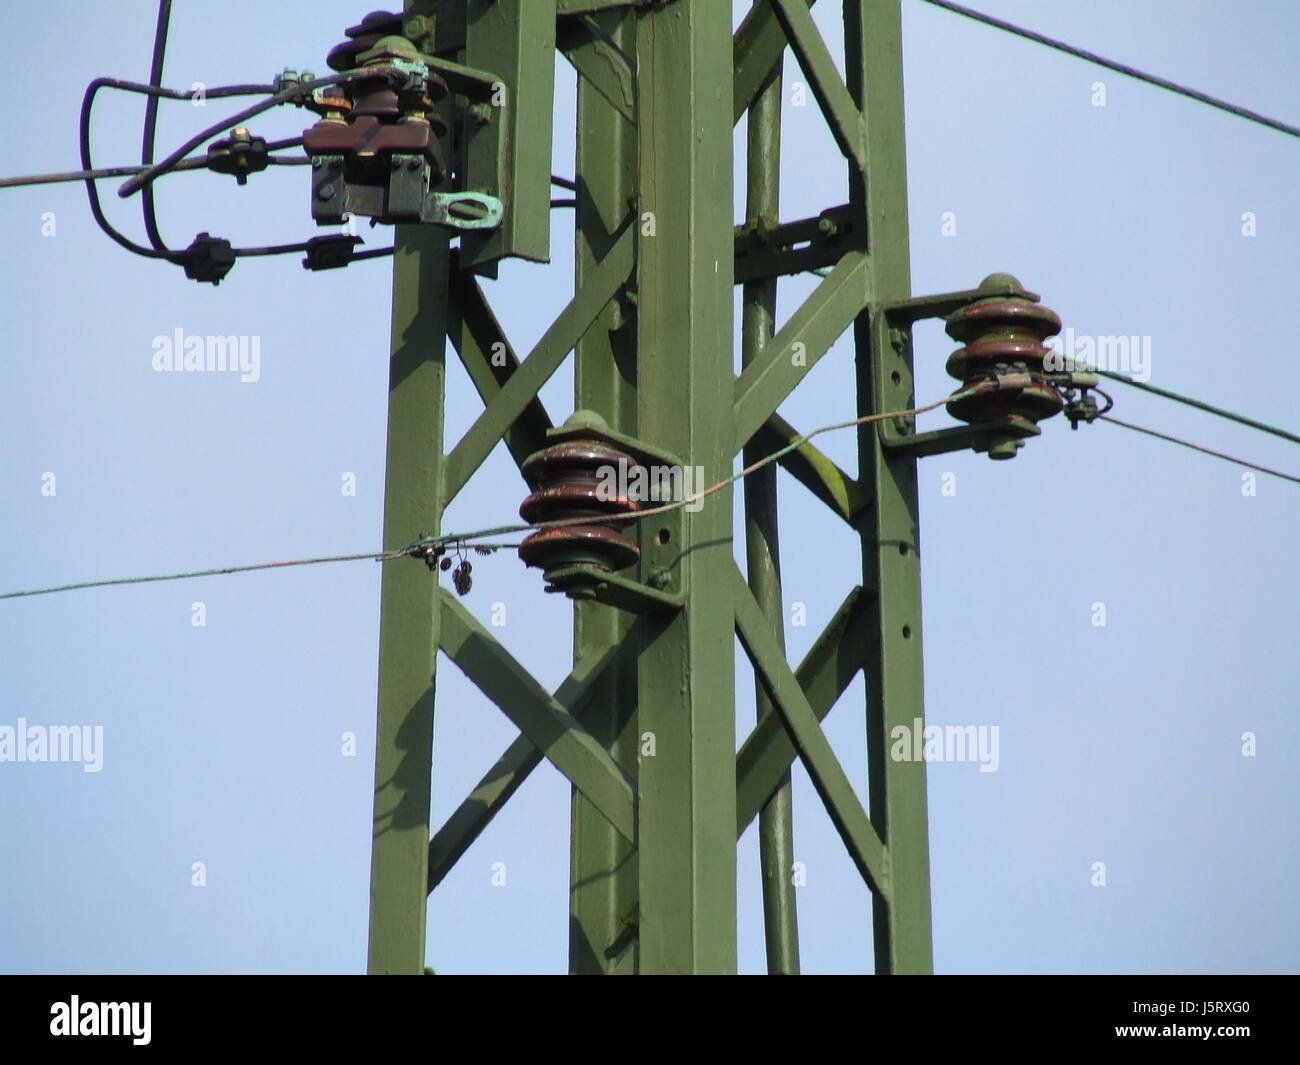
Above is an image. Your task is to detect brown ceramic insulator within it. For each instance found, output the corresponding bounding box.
[520,441,635,489]
[944,291,1064,425]
[349,86,402,119]
[518,526,640,575]
[519,483,636,525]
[518,439,641,576]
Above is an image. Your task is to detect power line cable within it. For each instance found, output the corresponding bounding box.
[0,392,967,602]
[8,384,1300,602]
[0,141,308,190]
[79,78,278,261]
[1096,371,1300,447]
[1100,415,1300,485]
[918,0,1300,139]
[117,71,352,198]
[141,0,174,252]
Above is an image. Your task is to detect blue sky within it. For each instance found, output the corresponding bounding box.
[0,0,1296,974]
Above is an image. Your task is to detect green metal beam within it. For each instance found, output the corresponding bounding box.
[427,636,630,893]
[446,257,553,473]
[367,224,451,975]
[732,249,869,454]
[768,0,868,170]
[741,40,800,975]
[443,224,634,501]
[752,412,868,526]
[847,0,934,974]
[438,592,636,844]
[634,0,737,974]
[732,566,889,898]
[558,21,635,125]
[733,0,816,126]
[736,586,868,835]
[569,6,641,976]
[461,0,557,267]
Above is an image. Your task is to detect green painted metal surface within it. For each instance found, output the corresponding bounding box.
[741,47,800,975]
[368,0,936,976]
[634,0,737,974]
[461,0,557,267]
[568,9,640,973]
[847,0,935,974]
[367,223,451,975]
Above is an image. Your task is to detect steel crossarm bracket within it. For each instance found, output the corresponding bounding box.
[735,585,869,835]
[767,0,868,170]
[731,565,890,898]
[438,591,637,843]
[733,0,817,126]
[734,205,857,285]
[427,633,632,892]
[443,223,635,502]
[446,256,554,474]
[882,278,1038,326]
[750,412,868,526]
[542,564,684,614]
[732,249,870,455]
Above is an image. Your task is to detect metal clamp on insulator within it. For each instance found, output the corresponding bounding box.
[1046,370,1113,430]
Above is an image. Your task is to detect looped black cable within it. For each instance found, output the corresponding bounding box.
[80,78,278,263]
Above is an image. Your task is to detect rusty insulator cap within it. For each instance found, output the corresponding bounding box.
[944,273,1064,426]
[327,11,405,70]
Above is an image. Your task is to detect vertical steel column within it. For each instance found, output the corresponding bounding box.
[367,222,452,974]
[741,41,800,975]
[634,0,737,974]
[366,0,451,975]
[568,9,640,976]
[846,0,934,973]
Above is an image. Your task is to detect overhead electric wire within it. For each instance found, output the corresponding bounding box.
[0,392,970,602]
[0,544,527,602]
[0,159,208,189]
[1096,370,1300,447]
[918,0,1300,140]
[117,71,352,198]
[2,139,309,190]
[1099,416,1300,486]
[7,372,1300,603]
